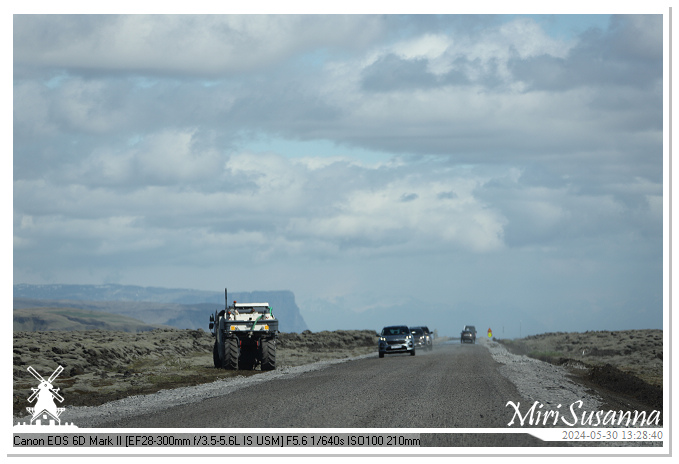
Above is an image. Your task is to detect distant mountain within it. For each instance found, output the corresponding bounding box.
[13,284,309,333]
[13,307,164,332]
[14,283,225,304]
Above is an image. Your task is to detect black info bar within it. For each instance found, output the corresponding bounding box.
[13,433,421,447]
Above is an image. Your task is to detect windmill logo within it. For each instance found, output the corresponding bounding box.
[15,365,77,427]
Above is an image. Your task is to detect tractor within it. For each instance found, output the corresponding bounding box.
[209,289,279,370]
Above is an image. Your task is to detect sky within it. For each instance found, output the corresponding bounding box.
[12,9,668,338]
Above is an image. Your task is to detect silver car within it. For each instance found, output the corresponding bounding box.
[378,325,415,358]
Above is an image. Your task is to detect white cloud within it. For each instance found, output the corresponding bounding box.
[390,33,452,75]
[14,15,386,76]
[496,17,570,59]
[286,172,507,254]
[133,130,223,183]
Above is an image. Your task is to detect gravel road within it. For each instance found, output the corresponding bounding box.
[26,339,598,448]
[91,341,525,428]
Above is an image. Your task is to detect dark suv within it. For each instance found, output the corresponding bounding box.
[411,326,433,351]
[461,325,476,344]
[410,327,426,349]
[378,326,415,357]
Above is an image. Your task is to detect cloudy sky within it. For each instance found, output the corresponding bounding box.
[12,11,667,337]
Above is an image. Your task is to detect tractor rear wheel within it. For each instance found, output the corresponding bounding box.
[222,337,239,370]
[260,338,276,371]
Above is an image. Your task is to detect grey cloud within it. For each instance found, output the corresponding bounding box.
[437,191,458,200]
[361,54,439,92]
[361,54,495,93]
[474,164,661,249]
[508,15,662,91]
